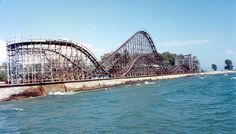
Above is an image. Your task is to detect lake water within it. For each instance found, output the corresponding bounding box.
[0,74,236,133]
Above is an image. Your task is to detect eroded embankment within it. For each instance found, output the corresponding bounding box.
[0,71,235,102]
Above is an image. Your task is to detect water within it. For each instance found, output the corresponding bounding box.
[0,74,236,134]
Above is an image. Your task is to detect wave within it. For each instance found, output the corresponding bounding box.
[198,76,207,80]
[12,108,24,112]
[136,84,141,86]
[231,77,236,80]
[104,88,110,91]
[0,107,24,112]
[48,91,76,96]
[144,81,155,85]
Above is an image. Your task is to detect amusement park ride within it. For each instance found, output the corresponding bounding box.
[6,31,199,84]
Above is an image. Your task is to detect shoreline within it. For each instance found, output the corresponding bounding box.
[0,70,235,102]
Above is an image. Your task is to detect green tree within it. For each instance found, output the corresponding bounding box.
[160,52,176,68]
[123,49,130,63]
[0,71,7,81]
[211,64,217,71]
[193,56,200,71]
[0,62,7,81]
[224,59,233,70]
[100,51,114,63]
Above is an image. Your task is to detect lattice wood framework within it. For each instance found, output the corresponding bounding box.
[7,40,107,84]
[6,31,197,84]
[102,31,163,78]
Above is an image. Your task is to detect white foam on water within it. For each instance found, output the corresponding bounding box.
[231,77,236,80]
[136,84,141,86]
[0,106,24,112]
[12,108,24,112]
[48,92,76,96]
[144,81,155,85]
[198,76,207,80]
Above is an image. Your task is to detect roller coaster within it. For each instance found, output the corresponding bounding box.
[101,31,163,77]
[7,31,198,84]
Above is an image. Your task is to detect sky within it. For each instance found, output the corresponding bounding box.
[0,0,235,70]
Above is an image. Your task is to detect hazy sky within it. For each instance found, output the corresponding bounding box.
[0,0,235,70]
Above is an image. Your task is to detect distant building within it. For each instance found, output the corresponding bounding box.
[174,54,199,71]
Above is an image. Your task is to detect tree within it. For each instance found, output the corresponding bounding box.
[100,51,114,63]
[0,62,7,81]
[211,64,217,71]
[123,49,130,63]
[224,59,234,70]
[160,52,176,68]
[193,56,200,71]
